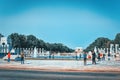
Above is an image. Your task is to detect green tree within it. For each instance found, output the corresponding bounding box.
[19,34,27,48]
[26,35,38,48]
[36,39,46,48]
[114,33,120,45]
[85,37,111,51]
[8,33,20,48]
[8,33,73,53]
[0,33,4,38]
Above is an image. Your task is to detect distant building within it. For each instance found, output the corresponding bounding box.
[75,47,83,53]
[0,37,11,53]
[0,37,7,45]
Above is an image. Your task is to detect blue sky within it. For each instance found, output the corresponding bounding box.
[0,0,120,49]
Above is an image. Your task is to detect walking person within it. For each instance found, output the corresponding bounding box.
[79,54,81,60]
[102,54,105,61]
[97,53,101,61]
[7,52,11,63]
[83,52,87,65]
[21,52,24,64]
[75,52,78,60]
[108,52,111,61]
[92,51,96,64]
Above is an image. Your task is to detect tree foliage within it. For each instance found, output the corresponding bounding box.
[0,33,4,38]
[8,33,73,53]
[114,33,120,45]
[85,33,120,51]
[85,37,111,51]
[8,33,20,48]
[2,33,120,52]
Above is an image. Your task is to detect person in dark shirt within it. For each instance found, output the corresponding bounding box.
[97,53,101,61]
[108,52,111,61]
[21,52,24,64]
[83,52,87,65]
[92,51,96,64]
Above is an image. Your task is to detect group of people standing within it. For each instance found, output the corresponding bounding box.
[7,51,25,64]
[6,50,109,66]
[83,50,111,65]
[83,50,97,65]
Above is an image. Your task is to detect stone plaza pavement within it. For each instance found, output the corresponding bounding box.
[0,59,120,72]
